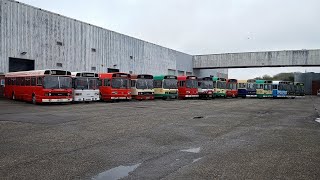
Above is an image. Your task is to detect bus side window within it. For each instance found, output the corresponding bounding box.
[25,78,31,86]
[11,78,16,85]
[16,77,21,86]
[31,77,36,86]
[21,77,25,86]
[272,85,277,89]
[154,80,162,88]
[131,80,136,87]
[104,79,110,86]
[37,77,43,86]
[179,81,185,87]
[97,79,102,87]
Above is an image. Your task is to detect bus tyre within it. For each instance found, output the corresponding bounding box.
[32,94,37,105]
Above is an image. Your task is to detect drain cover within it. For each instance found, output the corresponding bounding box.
[193,116,204,119]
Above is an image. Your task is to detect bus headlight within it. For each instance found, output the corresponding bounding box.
[128,92,131,95]
[45,93,51,96]
[95,93,99,95]
[68,93,71,96]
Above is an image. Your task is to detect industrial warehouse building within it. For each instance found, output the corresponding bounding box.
[0,0,228,78]
[295,72,320,95]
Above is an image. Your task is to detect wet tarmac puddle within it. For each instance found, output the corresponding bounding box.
[180,147,201,153]
[92,163,141,180]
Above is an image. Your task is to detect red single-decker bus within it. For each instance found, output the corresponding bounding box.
[99,73,132,101]
[4,70,73,104]
[177,76,199,99]
[226,79,238,98]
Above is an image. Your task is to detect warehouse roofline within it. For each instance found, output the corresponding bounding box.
[8,0,190,56]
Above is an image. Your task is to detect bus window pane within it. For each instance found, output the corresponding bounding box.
[37,77,43,86]
[88,79,99,89]
[25,78,31,86]
[31,77,36,86]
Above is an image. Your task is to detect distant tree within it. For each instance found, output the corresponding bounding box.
[253,72,294,81]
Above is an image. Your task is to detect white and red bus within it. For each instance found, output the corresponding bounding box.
[99,73,132,101]
[131,74,154,100]
[4,70,73,104]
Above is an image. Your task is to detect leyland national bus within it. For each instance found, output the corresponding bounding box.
[4,70,72,104]
[246,79,257,97]
[71,72,100,102]
[226,79,238,98]
[256,80,273,98]
[99,73,131,101]
[131,74,154,100]
[286,81,296,99]
[272,81,287,98]
[212,77,227,98]
[153,75,178,100]
[295,82,305,96]
[198,77,214,99]
[177,76,199,99]
[237,80,247,98]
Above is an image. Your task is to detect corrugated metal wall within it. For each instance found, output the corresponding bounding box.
[0,0,201,76]
[193,50,320,69]
[294,72,320,95]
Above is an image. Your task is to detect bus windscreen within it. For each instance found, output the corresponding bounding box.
[44,76,72,89]
[186,80,198,88]
[163,79,178,89]
[136,79,153,89]
[111,78,129,89]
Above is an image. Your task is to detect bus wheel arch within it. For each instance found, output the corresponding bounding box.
[32,93,37,104]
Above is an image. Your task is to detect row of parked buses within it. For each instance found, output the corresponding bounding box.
[2,70,305,104]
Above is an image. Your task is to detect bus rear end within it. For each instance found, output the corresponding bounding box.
[237,80,247,98]
[131,74,154,100]
[226,79,238,98]
[178,76,199,99]
[198,77,214,99]
[72,72,100,102]
[246,79,257,97]
[99,73,131,101]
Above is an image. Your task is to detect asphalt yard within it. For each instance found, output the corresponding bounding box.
[1,96,320,179]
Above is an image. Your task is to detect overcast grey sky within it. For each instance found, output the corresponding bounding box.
[19,0,320,79]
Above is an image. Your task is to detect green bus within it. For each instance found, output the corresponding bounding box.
[212,77,227,98]
[256,80,273,98]
[153,75,178,100]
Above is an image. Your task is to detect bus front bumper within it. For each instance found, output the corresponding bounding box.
[42,98,72,103]
[184,95,199,98]
[111,97,132,100]
[135,95,154,100]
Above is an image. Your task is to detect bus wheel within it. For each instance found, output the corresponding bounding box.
[32,94,37,105]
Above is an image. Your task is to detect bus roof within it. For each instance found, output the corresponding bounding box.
[154,75,177,80]
[256,80,265,84]
[212,77,226,81]
[71,72,98,78]
[99,72,131,79]
[177,76,197,81]
[5,70,71,77]
[131,74,153,79]
[238,80,247,83]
